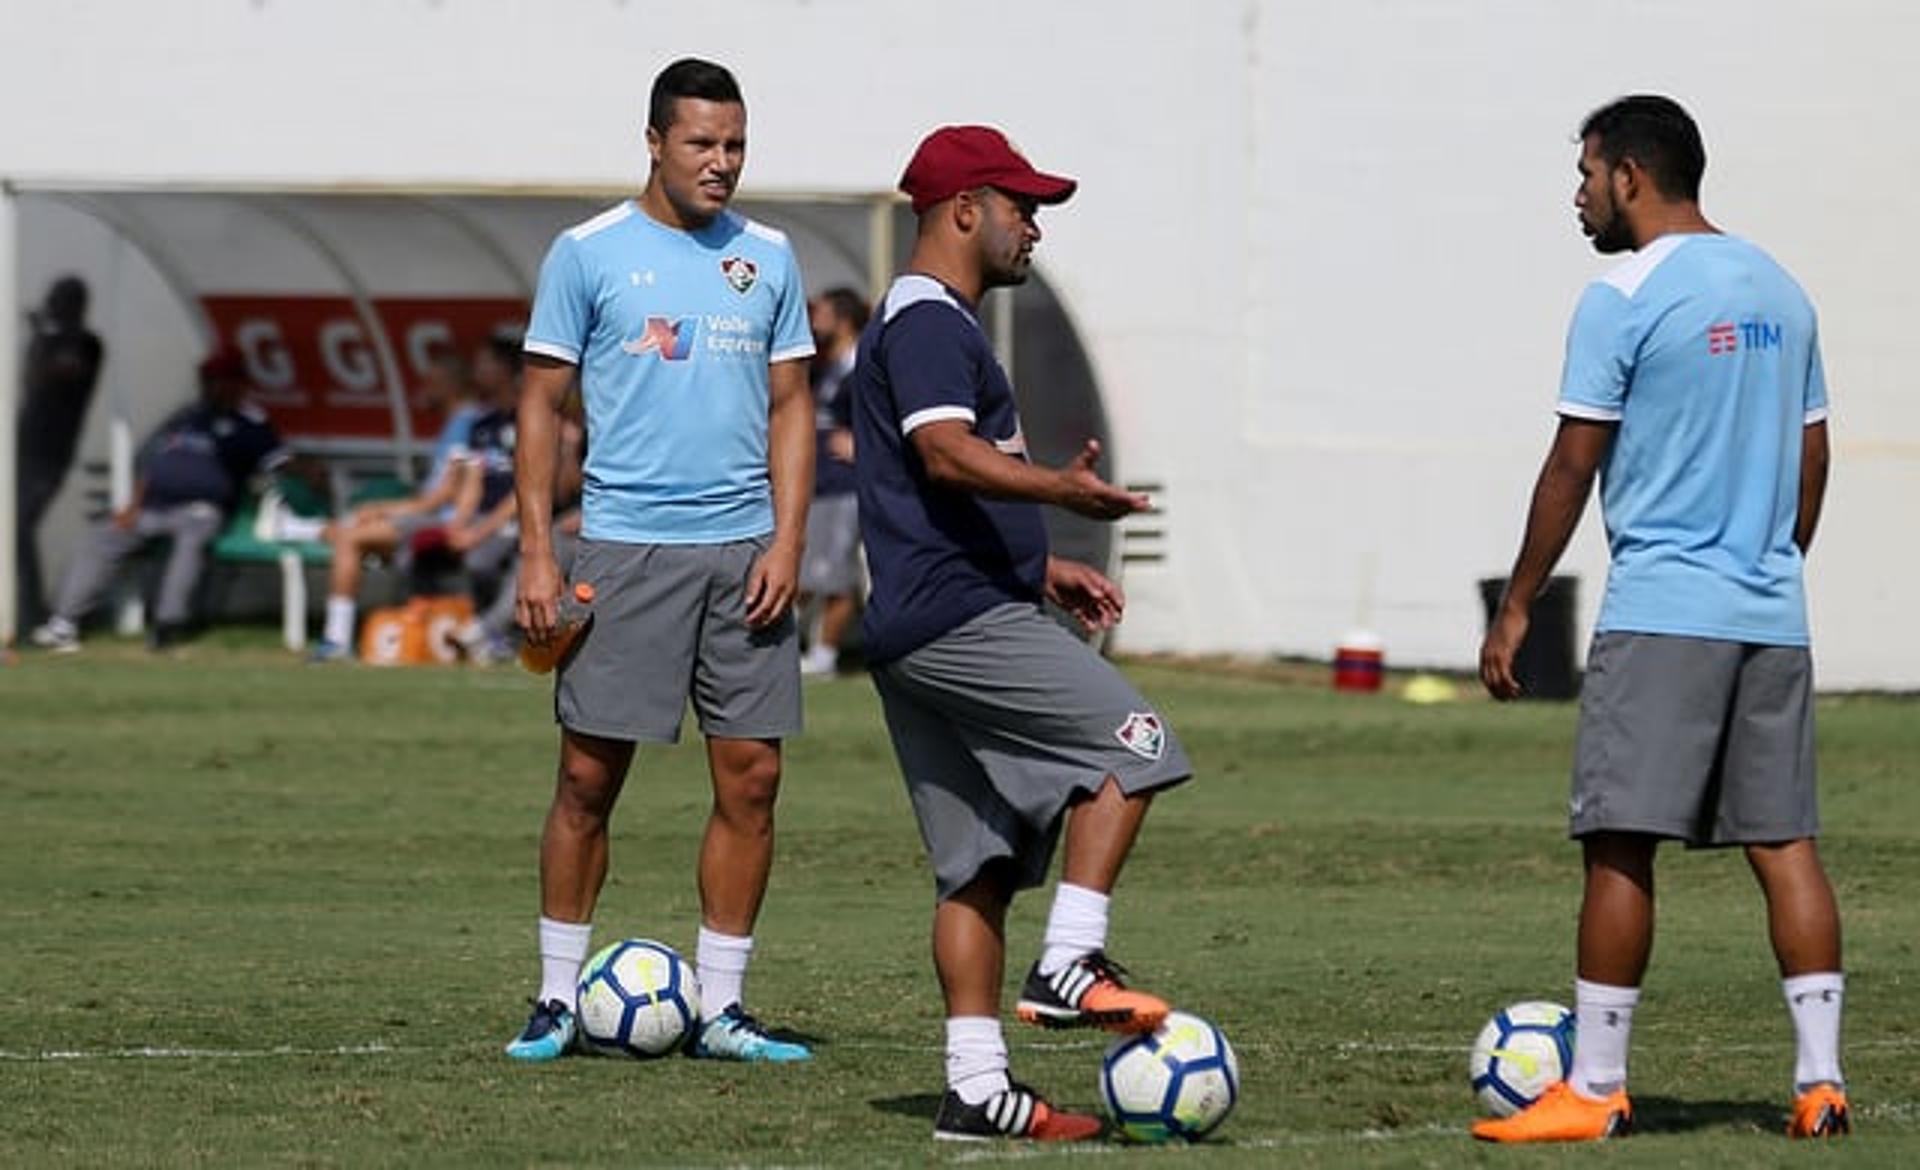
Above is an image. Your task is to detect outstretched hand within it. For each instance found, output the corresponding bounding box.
[1055,440,1151,520]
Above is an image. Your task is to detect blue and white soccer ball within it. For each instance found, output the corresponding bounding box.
[576,938,702,1059]
[1469,1000,1575,1117]
[1100,1011,1240,1143]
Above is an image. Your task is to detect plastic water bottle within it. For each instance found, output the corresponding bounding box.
[520,581,595,674]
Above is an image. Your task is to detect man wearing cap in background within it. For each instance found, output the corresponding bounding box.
[848,125,1193,1142]
[30,349,287,652]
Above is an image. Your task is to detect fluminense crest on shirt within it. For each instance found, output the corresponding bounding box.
[720,255,758,295]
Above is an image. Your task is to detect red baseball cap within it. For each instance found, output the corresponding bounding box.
[898,125,1077,215]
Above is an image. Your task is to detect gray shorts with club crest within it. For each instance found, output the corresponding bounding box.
[556,535,801,743]
[1571,632,1817,846]
[871,602,1193,899]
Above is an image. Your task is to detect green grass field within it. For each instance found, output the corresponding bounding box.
[3,635,1916,1167]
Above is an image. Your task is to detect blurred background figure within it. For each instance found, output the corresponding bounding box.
[305,332,514,661]
[15,275,106,631]
[29,348,285,652]
[799,287,870,677]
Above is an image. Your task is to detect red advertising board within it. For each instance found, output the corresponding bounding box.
[200,295,528,441]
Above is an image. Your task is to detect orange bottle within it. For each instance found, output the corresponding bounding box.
[520,581,595,674]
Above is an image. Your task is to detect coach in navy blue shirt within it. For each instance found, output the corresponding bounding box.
[849,124,1195,1144]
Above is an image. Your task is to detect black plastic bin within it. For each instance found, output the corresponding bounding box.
[1478,575,1581,700]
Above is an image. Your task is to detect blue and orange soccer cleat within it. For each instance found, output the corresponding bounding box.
[688,1004,811,1063]
[503,998,576,1063]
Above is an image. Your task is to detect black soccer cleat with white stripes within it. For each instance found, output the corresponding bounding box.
[1015,950,1168,1033]
[932,1082,1103,1142]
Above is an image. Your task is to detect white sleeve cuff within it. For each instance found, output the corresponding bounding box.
[901,405,976,435]
[523,338,580,364]
[1557,400,1623,422]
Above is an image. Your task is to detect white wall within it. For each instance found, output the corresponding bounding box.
[4,0,1914,686]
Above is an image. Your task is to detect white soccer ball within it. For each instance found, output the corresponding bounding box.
[1100,1011,1240,1143]
[575,938,701,1059]
[1469,1000,1575,1117]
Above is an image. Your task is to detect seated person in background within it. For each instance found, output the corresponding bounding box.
[454,410,585,663]
[308,336,516,660]
[30,349,287,652]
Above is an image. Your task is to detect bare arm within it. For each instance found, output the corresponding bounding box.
[1796,421,1829,554]
[910,423,1148,520]
[743,358,815,628]
[513,356,575,643]
[1480,417,1615,700]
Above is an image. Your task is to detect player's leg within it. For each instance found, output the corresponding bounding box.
[32,513,148,650]
[1016,774,1170,1033]
[506,728,634,1062]
[149,502,222,646]
[929,865,1100,1142]
[684,537,808,1062]
[315,513,403,659]
[1748,839,1848,1134]
[1570,831,1656,1092]
[1720,643,1847,1136]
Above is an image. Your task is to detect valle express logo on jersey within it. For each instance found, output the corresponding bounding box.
[620,314,766,362]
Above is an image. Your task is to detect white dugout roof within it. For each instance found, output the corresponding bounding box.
[3,0,1917,687]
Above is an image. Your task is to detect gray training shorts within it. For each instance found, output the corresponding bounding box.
[556,536,801,743]
[871,602,1193,899]
[800,493,862,595]
[1571,631,1817,847]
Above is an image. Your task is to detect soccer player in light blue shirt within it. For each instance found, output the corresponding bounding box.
[505,58,816,1067]
[1477,96,1846,1144]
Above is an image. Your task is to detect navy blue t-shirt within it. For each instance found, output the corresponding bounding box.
[464,407,518,514]
[851,274,1049,664]
[140,402,285,511]
[812,351,857,498]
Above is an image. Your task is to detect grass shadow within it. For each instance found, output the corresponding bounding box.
[1634,1095,1782,1135]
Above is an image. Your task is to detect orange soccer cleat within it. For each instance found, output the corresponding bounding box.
[1788,1083,1850,1139]
[1015,951,1168,1033]
[1471,1081,1632,1143]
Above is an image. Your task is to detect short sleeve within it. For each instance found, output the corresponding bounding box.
[768,247,815,365]
[883,306,980,436]
[1557,283,1634,421]
[1804,319,1830,425]
[524,235,592,365]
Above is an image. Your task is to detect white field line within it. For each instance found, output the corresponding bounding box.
[8,1033,1920,1063]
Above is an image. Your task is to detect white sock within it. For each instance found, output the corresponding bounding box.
[538,916,592,1010]
[695,926,754,1016]
[1038,882,1110,976]
[1783,972,1845,1090]
[322,595,357,647]
[946,1016,1011,1105]
[278,514,328,542]
[1569,979,1640,1098]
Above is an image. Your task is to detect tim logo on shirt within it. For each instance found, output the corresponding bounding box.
[622,316,698,361]
[1707,319,1782,356]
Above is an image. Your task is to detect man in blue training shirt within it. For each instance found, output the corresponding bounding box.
[1475,95,1846,1144]
[505,57,815,1065]
[851,125,1192,1143]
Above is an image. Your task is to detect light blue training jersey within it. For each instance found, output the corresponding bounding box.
[524,202,814,543]
[1558,233,1829,646]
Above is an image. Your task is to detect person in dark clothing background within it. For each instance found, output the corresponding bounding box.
[15,275,105,629]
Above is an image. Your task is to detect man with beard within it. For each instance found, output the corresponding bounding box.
[850,125,1190,1142]
[1475,95,1846,1144]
